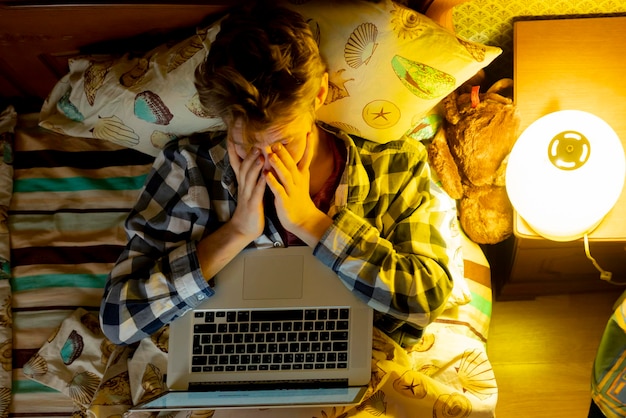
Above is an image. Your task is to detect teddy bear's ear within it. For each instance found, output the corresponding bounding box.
[427,128,463,200]
[486,78,514,98]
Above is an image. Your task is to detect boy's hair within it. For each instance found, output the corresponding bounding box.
[194,4,327,142]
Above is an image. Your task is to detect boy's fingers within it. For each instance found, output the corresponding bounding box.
[268,152,293,189]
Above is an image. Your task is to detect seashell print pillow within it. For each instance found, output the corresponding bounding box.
[22,308,113,409]
[39,1,501,156]
[284,0,502,143]
[39,19,227,157]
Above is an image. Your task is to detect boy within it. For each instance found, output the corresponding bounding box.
[100,3,455,348]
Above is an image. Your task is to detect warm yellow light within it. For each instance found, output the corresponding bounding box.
[506,110,626,241]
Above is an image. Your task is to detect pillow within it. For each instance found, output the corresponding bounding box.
[285,0,501,143]
[40,1,500,155]
[22,309,111,409]
[39,19,226,157]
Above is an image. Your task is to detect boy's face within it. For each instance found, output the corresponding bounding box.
[229,113,314,172]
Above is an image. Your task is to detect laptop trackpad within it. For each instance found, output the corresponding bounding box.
[243,254,303,300]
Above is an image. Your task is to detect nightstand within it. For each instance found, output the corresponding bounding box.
[495,16,626,300]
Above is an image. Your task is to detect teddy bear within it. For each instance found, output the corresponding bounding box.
[427,71,520,245]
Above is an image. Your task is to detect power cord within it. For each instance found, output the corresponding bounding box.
[583,234,622,284]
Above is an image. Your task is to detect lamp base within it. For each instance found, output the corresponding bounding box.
[514,213,604,242]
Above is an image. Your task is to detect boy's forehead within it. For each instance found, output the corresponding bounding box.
[229,117,306,145]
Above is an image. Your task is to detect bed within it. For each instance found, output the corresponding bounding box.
[0,0,499,416]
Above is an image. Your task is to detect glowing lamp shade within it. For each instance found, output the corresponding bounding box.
[506,110,626,241]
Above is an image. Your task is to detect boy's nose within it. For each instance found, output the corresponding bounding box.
[259,146,273,170]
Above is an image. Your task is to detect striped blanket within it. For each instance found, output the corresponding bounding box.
[3,117,495,417]
[7,118,153,416]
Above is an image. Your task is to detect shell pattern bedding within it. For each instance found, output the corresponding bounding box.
[0,110,496,417]
[0,1,499,416]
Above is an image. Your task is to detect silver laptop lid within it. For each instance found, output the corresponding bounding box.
[130,386,369,411]
[167,246,373,391]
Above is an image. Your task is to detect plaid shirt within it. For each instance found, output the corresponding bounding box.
[100,123,455,345]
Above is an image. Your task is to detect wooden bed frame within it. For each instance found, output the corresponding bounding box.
[0,0,464,111]
[0,2,235,106]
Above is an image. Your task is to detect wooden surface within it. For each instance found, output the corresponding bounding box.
[501,238,626,299]
[488,291,623,417]
[500,17,626,299]
[0,3,235,102]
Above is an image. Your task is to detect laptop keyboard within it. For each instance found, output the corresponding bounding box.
[190,307,351,373]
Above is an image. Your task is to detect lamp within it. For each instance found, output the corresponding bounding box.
[506,110,626,242]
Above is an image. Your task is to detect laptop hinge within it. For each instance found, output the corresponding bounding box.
[189,379,349,392]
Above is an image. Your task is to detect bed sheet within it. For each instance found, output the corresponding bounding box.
[5,120,496,417]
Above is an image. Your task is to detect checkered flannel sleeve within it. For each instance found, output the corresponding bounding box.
[100,141,223,345]
[314,138,454,329]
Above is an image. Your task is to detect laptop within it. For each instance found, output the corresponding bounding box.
[132,246,373,412]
